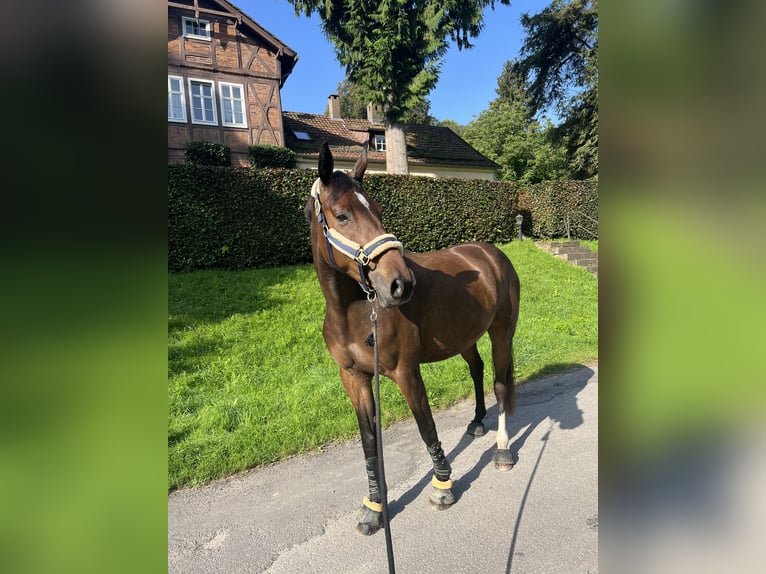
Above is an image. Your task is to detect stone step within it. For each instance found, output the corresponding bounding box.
[550,245,593,256]
[556,250,597,261]
[536,240,598,276]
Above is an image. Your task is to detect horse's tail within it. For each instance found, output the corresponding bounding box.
[507,265,520,416]
[489,245,520,417]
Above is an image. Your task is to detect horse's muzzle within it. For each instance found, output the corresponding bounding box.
[372,266,415,308]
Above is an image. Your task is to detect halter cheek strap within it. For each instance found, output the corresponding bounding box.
[311,178,404,296]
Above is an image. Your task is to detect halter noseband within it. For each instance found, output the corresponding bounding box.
[311,178,404,296]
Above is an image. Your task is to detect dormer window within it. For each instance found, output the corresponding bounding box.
[182,16,211,41]
[374,134,386,152]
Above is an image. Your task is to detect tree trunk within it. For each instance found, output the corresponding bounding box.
[385,121,409,175]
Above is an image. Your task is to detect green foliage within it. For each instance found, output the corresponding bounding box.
[463,99,569,184]
[518,179,598,239]
[514,0,598,178]
[436,119,466,137]
[362,174,519,252]
[168,165,524,270]
[330,77,368,119]
[168,240,598,488]
[332,77,436,124]
[184,141,231,167]
[290,1,510,124]
[168,166,315,271]
[248,145,297,169]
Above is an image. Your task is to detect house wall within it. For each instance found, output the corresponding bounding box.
[295,157,496,180]
[168,7,286,166]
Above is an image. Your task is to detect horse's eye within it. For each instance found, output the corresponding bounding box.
[335,212,350,223]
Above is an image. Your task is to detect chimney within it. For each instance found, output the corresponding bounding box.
[366,102,384,125]
[328,94,341,119]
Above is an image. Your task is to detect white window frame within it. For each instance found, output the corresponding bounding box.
[167,75,186,123]
[187,78,217,125]
[182,16,211,41]
[292,130,311,141]
[218,82,247,128]
[374,134,386,152]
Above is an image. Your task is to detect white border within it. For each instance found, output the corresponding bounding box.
[218,82,248,128]
[182,17,211,41]
[167,75,187,123]
[187,78,218,125]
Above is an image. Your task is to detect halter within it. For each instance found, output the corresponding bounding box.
[311,178,404,297]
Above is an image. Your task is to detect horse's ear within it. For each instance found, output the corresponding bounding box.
[318,141,333,186]
[351,143,368,182]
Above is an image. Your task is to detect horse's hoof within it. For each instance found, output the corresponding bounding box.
[429,476,455,510]
[355,501,382,536]
[493,449,514,471]
[466,421,486,436]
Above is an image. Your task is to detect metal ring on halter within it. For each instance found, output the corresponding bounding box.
[357,251,371,266]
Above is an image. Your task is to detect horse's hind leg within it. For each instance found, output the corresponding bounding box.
[489,322,516,471]
[462,344,487,436]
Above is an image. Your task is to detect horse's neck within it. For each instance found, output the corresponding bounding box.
[311,236,362,316]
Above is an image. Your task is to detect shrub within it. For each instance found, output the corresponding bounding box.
[169,166,520,271]
[184,141,231,167]
[168,166,313,271]
[518,179,598,239]
[168,164,597,271]
[362,175,518,253]
[248,145,297,169]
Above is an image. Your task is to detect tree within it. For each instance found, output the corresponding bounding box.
[436,119,466,138]
[290,0,511,174]
[462,55,568,183]
[331,77,436,125]
[462,99,568,184]
[513,0,598,178]
[329,77,368,119]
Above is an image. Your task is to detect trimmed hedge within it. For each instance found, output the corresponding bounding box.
[169,166,520,271]
[518,179,598,239]
[184,141,231,167]
[248,145,297,168]
[363,175,518,253]
[168,166,314,271]
[168,165,598,271]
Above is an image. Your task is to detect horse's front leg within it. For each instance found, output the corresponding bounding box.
[339,367,384,535]
[395,367,456,510]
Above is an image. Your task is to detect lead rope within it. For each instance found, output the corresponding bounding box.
[370,297,395,574]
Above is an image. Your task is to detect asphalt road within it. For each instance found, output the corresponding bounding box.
[169,363,598,574]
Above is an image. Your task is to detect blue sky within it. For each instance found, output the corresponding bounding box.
[244,0,552,126]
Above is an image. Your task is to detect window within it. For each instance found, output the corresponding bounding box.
[292,130,311,140]
[219,82,247,127]
[374,134,386,152]
[167,75,186,122]
[188,78,217,125]
[182,17,211,40]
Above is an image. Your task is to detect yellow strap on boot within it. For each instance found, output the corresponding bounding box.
[431,475,453,490]
[363,496,382,513]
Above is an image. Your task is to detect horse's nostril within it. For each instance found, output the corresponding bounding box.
[391,278,404,299]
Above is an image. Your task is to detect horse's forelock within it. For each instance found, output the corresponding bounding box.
[326,170,360,200]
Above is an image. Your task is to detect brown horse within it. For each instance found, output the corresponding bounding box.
[305,142,521,535]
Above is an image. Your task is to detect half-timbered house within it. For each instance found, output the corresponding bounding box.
[167,0,298,165]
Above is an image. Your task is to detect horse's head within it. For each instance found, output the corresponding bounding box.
[307,142,415,308]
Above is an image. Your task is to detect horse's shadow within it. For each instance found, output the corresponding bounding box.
[388,364,592,519]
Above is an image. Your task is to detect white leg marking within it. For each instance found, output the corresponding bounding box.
[355,192,371,211]
[497,412,510,449]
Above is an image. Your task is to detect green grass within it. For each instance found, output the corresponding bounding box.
[168,241,598,489]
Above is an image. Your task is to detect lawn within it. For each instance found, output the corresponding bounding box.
[168,240,598,489]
